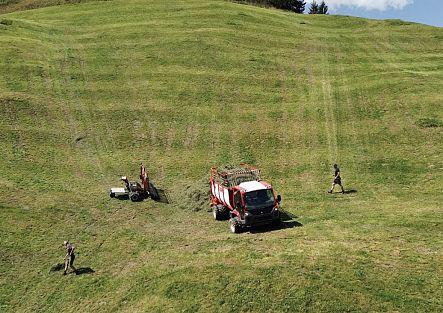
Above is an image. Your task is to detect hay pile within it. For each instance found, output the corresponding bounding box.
[214,164,261,187]
[170,164,258,212]
[174,177,210,212]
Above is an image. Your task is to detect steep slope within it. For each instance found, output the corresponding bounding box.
[0,0,442,312]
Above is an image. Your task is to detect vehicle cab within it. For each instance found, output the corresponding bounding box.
[233,181,281,226]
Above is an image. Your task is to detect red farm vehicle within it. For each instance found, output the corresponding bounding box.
[210,164,282,233]
[109,164,160,202]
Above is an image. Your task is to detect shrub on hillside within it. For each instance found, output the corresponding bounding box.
[233,0,306,13]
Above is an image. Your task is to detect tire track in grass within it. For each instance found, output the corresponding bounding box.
[44,30,79,146]
[115,31,152,154]
[36,27,94,190]
[75,34,116,157]
[55,27,107,178]
[321,47,339,166]
[331,35,367,185]
[299,35,330,192]
[307,38,338,164]
[298,41,319,195]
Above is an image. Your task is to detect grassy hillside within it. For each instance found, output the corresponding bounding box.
[0,0,93,14]
[1,0,442,312]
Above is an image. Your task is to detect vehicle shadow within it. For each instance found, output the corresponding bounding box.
[247,210,303,234]
[113,189,169,203]
[154,188,170,204]
[75,267,95,275]
[280,210,296,221]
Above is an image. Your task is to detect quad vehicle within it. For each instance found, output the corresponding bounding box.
[110,164,159,201]
[210,164,281,233]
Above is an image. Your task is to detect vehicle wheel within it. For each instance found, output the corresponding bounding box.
[213,205,222,220]
[130,192,140,202]
[148,182,160,201]
[213,205,229,220]
[110,192,115,198]
[229,217,242,234]
[218,205,230,220]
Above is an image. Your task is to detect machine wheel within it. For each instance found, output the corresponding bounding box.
[219,205,229,220]
[129,191,140,202]
[148,182,160,201]
[213,205,229,220]
[110,192,115,198]
[229,217,242,234]
[212,205,222,220]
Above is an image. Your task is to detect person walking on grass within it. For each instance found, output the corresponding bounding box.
[63,240,77,275]
[329,164,345,194]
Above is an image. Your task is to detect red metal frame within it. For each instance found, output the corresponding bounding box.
[140,163,149,193]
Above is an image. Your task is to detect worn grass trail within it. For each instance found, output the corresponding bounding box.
[0,1,442,312]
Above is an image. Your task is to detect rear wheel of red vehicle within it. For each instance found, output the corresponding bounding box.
[229,217,242,233]
[213,205,222,220]
[221,208,230,220]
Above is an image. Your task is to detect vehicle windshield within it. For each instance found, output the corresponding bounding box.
[244,189,275,209]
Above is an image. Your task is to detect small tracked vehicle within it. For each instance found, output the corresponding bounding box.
[110,164,159,202]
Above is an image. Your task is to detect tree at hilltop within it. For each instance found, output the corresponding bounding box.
[318,1,328,14]
[270,0,306,13]
[309,1,319,14]
[308,0,328,14]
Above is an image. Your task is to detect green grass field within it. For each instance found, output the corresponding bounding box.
[1,0,442,312]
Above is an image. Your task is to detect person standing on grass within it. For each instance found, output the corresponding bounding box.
[63,240,77,275]
[329,164,345,194]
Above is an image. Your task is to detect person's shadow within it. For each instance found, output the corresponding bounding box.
[330,189,357,194]
[344,189,357,194]
[75,267,95,275]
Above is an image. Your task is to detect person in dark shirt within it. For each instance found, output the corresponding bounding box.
[329,164,345,194]
[63,240,77,275]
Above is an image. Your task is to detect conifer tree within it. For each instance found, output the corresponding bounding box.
[318,1,328,14]
[270,0,305,13]
[309,1,319,14]
[293,0,306,13]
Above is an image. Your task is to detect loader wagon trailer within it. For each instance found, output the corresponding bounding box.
[210,164,281,233]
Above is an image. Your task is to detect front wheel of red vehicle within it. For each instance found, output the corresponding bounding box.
[229,217,242,234]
